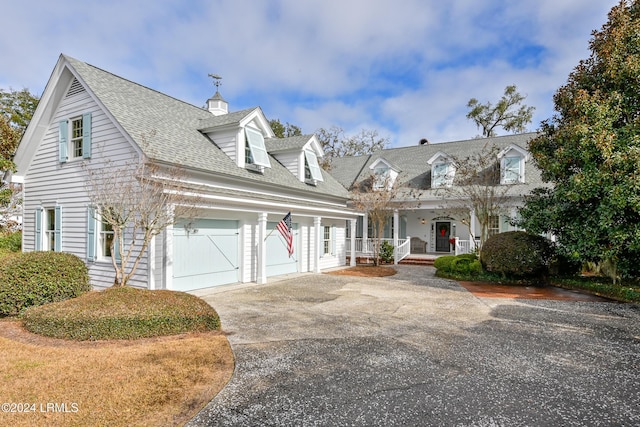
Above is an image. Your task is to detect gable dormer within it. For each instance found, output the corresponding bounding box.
[369,157,400,190]
[427,151,456,188]
[265,135,325,185]
[198,107,274,173]
[497,144,529,184]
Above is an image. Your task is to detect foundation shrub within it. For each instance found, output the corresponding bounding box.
[0,251,90,316]
[21,286,221,340]
[433,255,456,273]
[480,231,555,279]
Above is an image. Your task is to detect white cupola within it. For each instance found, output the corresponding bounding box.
[206,74,228,116]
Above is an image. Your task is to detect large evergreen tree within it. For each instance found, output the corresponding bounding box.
[521,0,640,280]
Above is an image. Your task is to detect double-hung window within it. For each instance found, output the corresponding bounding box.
[323,226,332,255]
[432,162,454,187]
[59,112,92,162]
[35,207,62,251]
[502,156,522,183]
[373,166,389,190]
[87,206,120,262]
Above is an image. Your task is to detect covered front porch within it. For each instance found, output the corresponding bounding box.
[346,205,520,264]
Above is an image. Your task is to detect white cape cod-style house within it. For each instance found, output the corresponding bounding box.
[329,133,544,262]
[13,54,357,291]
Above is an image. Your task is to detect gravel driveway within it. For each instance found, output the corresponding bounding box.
[187,265,640,426]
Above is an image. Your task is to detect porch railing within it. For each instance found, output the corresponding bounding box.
[454,238,480,255]
[346,237,411,262]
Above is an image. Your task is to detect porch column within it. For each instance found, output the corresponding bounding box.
[362,212,368,252]
[470,208,478,250]
[257,212,267,284]
[314,216,321,273]
[393,209,399,264]
[350,218,356,266]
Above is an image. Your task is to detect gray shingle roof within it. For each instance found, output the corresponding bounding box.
[265,134,315,153]
[65,56,349,199]
[329,133,546,201]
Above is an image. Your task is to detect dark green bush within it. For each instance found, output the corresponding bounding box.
[0,251,90,316]
[480,231,555,279]
[434,255,456,272]
[21,286,221,340]
[379,240,394,263]
[0,231,21,252]
[469,260,482,276]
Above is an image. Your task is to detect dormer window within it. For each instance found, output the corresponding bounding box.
[502,156,523,183]
[373,165,389,190]
[432,161,455,187]
[369,158,399,190]
[497,144,528,184]
[427,152,455,188]
[245,126,271,171]
[304,150,323,185]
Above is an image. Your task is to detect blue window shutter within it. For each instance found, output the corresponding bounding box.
[87,206,96,261]
[35,208,42,251]
[54,206,62,252]
[331,226,336,256]
[59,120,68,163]
[82,113,92,159]
[114,232,121,263]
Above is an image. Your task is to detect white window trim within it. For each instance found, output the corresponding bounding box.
[245,127,271,169]
[432,161,455,187]
[304,150,324,184]
[501,156,524,184]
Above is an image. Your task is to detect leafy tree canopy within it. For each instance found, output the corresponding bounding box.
[521,0,640,280]
[467,85,535,137]
[269,119,302,138]
[0,88,39,164]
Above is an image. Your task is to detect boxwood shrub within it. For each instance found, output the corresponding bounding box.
[480,231,555,279]
[434,254,481,277]
[0,251,90,316]
[433,255,457,273]
[21,286,221,340]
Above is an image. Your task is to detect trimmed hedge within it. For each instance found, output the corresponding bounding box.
[434,254,481,276]
[0,251,90,316]
[21,286,221,340]
[480,231,555,279]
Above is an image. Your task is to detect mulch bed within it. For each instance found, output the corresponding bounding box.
[325,266,397,277]
[458,281,614,302]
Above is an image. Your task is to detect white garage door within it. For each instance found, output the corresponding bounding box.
[266,222,298,277]
[173,219,239,291]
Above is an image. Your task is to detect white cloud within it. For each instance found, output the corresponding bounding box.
[0,0,621,147]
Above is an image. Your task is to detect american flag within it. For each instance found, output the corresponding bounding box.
[276,212,294,257]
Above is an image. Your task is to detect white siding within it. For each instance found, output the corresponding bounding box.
[23,88,148,289]
[206,129,238,164]
[271,151,302,181]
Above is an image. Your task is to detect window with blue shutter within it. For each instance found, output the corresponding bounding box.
[59,120,68,163]
[82,112,92,159]
[87,207,96,261]
[54,206,62,252]
[35,208,42,250]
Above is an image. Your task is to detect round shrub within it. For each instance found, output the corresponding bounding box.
[480,231,555,279]
[434,255,456,273]
[0,251,90,316]
[21,286,221,340]
[0,231,21,252]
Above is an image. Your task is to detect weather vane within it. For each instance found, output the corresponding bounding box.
[208,73,222,90]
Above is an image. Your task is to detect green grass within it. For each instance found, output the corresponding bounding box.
[21,286,221,340]
[552,277,640,303]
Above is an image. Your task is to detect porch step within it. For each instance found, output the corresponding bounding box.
[399,257,435,266]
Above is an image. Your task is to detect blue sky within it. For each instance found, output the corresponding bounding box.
[1,0,620,147]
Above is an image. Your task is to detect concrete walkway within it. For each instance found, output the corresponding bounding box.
[187,265,640,426]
